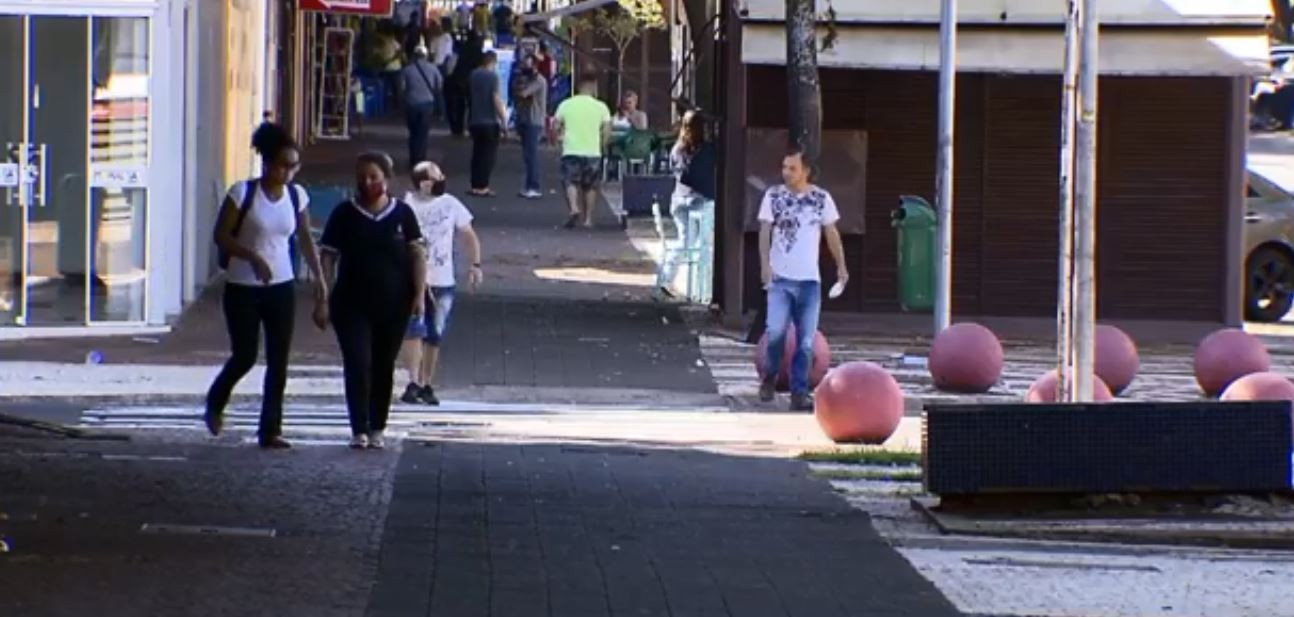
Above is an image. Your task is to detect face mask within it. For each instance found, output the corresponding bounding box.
[431,180,448,196]
[358,181,386,200]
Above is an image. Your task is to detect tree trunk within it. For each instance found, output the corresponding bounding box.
[616,48,626,103]
[785,0,822,167]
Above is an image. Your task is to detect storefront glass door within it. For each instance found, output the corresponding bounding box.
[0,12,150,326]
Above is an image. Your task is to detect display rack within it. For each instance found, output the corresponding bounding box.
[312,26,355,141]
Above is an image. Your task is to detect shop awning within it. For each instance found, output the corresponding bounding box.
[739,0,1272,76]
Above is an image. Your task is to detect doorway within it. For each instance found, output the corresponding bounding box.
[0,13,151,326]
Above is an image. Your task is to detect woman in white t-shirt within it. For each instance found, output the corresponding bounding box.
[398,161,482,406]
[205,122,326,449]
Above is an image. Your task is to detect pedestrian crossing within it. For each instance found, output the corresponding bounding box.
[75,399,734,444]
[76,402,479,441]
[695,332,1294,405]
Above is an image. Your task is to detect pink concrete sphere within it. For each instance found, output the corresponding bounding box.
[1193,328,1271,397]
[754,327,832,392]
[1220,371,1294,403]
[1095,324,1140,396]
[814,361,905,444]
[928,322,1004,394]
[1024,369,1115,403]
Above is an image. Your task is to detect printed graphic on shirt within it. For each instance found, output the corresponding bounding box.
[406,192,474,286]
[757,184,841,282]
[763,186,832,254]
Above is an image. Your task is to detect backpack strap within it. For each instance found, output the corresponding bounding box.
[286,183,302,235]
[230,179,257,239]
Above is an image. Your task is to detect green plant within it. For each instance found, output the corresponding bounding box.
[797,448,922,466]
[568,0,666,100]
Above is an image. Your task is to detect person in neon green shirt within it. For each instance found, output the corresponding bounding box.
[553,74,613,228]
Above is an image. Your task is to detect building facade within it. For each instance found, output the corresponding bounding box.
[0,0,279,336]
[717,0,1271,332]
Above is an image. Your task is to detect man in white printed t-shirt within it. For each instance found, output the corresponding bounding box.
[399,161,484,406]
[757,149,849,411]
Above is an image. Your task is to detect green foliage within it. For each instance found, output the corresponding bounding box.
[570,0,666,59]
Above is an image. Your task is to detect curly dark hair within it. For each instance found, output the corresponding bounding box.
[250,122,297,163]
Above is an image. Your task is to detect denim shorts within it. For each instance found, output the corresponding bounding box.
[405,286,456,345]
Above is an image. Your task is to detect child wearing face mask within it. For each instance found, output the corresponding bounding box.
[398,161,484,406]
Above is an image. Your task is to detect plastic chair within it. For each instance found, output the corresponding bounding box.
[655,199,715,303]
[619,129,657,178]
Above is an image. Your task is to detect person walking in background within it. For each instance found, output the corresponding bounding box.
[427,18,457,118]
[317,152,427,450]
[534,41,556,85]
[446,25,485,138]
[512,54,548,199]
[206,122,326,449]
[553,73,614,229]
[400,45,443,170]
[656,109,716,298]
[757,149,849,411]
[399,162,483,406]
[468,50,509,197]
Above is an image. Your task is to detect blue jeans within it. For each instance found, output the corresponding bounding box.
[405,102,435,168]
[763,278,822,395]
[405,286,456,345]
[658,194,707,287]
[517,121,542,192]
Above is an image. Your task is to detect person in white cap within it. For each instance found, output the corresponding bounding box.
[398,161,483,406]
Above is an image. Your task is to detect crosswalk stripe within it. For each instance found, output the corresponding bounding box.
[696,334,1212,403]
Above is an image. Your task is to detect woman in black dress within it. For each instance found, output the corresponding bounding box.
[316,152,427,449]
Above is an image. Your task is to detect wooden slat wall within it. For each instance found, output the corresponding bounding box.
[1096,77,1229,321]
[734,67,1234,321]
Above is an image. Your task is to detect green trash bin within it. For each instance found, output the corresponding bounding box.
[891,195,937,312]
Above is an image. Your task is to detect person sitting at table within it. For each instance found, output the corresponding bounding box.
[611,90,648,136]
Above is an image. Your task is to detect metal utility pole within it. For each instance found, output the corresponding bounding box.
[1056,0,1081,402]
[934,0,957,334]
[1072,0,1100,401]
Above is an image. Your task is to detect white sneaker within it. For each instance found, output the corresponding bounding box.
[523,190,543,199]
[368,431,386,449]
[349,434,369,449]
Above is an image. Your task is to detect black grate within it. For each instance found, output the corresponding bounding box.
[923,401,1293,495]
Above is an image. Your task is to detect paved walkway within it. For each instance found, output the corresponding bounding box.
[368,439,960,617]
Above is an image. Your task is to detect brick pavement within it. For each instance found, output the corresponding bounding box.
[0,433,396,617]
[367,440,961,617]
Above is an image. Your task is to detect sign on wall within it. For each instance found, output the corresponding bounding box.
[299,0,395,17]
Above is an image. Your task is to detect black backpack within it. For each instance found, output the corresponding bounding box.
[216,180,302,272]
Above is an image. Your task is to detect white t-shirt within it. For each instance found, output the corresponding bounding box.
[224,181,309,286]
[430,33,454,66]
[404,191,474,287]
[757,184,841,282]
